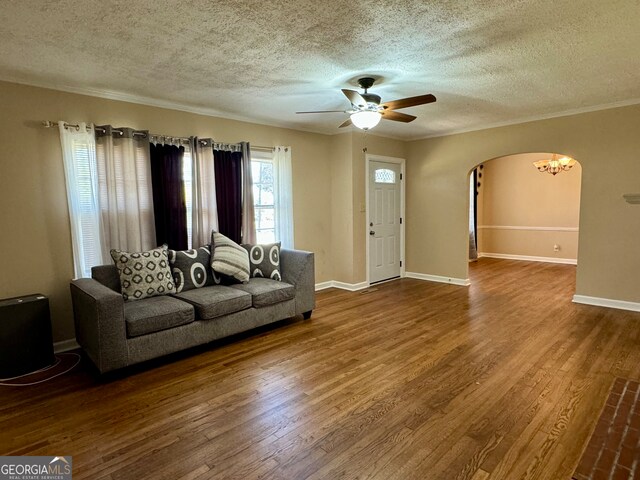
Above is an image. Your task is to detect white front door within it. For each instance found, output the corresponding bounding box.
[369,160,402,284]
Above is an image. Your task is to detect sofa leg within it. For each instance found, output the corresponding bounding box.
[303,310,312,320]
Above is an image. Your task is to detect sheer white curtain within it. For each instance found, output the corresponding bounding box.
[95,126,156,252]
[191,137,218,248]
[58,122,107,278]
[274,146,294,248]
[241,142,256,244]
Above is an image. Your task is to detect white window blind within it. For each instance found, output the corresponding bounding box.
[250,146,294,247]
[58,122,106,278]
[182,145,193,248]
[251,150,277,244]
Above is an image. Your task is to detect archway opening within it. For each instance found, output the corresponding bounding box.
[467,152,582,291]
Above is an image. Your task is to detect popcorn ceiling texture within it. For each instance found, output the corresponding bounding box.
[1,0,639,139]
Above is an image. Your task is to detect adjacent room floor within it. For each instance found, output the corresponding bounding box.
[2,258,640,479]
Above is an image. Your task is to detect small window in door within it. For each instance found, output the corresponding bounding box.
[374,168,396,184]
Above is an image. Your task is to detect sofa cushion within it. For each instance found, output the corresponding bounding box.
[91,264,121,292]
[124,296,194,338]
[110,245,175,301]
[242,242,282,281]
[231,278,295,308]
[174,285,252,320]
[211,232,250,283]
[168,245,219,293]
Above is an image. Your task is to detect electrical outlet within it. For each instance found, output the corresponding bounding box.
[553,244,560,252]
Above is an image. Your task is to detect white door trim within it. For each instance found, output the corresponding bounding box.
[365,154,406,286]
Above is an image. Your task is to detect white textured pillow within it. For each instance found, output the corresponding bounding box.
[110,245,175,301]
[211,232,250,283]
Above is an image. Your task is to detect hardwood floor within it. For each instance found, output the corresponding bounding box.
[2,258,640,479]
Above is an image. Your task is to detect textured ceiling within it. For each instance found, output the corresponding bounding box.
[1,0,639,139]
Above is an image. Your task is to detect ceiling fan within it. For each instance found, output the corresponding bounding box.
[296,77,436,130]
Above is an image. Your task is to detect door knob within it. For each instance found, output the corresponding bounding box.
[369,230,375,236]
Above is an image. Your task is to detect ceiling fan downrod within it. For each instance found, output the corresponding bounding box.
[357,77,381,106]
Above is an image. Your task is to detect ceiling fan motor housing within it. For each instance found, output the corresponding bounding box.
[295,75,436,129]
[357,77,376,91]
[361,93,381,106]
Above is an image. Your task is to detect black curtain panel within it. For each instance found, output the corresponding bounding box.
[150,143,188,250]
[214,149,243,243]
[473,168,478,246]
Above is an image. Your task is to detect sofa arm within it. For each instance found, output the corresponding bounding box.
[280,249,315,317]
[70,278,128,373]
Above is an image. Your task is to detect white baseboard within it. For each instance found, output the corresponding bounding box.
[316,274,472,291]
[54,339,80,353]
[405,272,471,287]
[573,295,640,312]
[479,252,577,265]
[315,281,369,292]
[314,281,334,291]
[333,281,369,291]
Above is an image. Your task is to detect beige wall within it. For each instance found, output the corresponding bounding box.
[328,132,406,284]
[2,78,639,343]
[407,104,640,303]
[352,134,406,284]
[330,133,354,282]
[0,80,407,342]
[0,81,340,342]
[477,153,582,260]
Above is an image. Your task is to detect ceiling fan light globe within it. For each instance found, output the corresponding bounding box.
[351,111,381,130]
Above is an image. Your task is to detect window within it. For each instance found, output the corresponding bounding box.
[251,150,277,244]
[58,124,104,278]
[71,138,103,276]
[374,168,396,184]
[182,145,193,248]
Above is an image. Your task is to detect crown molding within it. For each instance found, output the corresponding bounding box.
[407,98,640,141]
[3,74,639,143]
[0,74,336,138]
[0,74,407,141]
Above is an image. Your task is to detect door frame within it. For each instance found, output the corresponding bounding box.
[365,154,406,285]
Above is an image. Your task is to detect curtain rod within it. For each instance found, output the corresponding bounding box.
[42,120,274,150]
[42,120,147,137]
[149,133,190,145]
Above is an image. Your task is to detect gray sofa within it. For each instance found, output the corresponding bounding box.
[70,249,315,373]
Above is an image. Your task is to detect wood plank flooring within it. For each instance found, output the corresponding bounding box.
[2,258,640,479]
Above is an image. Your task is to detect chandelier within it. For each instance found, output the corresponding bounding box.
[533,154,576,175]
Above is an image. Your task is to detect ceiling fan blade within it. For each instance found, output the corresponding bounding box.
[296,110,346,114]
[381,94,436,111]
[342,89,367,108]
[339,118,353,128]
[381,110,417,123]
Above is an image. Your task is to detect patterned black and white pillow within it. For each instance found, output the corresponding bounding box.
[211,232,250,283]
[168,245,219,293]
[110,245,175,301]
[242,242,281,281]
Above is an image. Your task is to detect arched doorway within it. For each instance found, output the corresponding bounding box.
[467,152,582,288]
